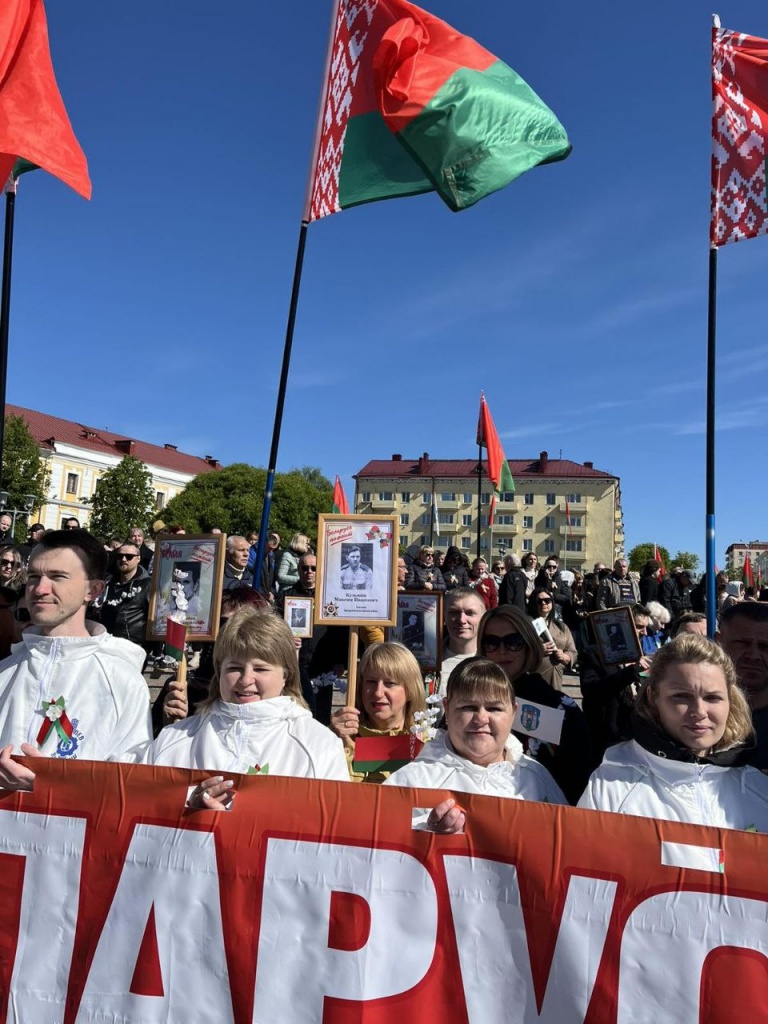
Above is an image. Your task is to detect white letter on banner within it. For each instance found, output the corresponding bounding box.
[444,856,616,1023]
[253,839,438,1022]
[618,891,768,1024]
[77,824,232,1024]
[0,809,86,1023]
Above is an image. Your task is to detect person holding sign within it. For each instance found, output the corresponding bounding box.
[383,658,565,832]
[530,587,577,691]
[477,605,594,804]
[146,608,349,807]
[330,642,426,783]
[579,634,768,829]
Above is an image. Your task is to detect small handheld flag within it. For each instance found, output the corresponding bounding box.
[165,618,187,662]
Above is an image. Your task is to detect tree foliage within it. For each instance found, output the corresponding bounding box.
[162,464,333,542]
[1,415,49,539]
[668,551,700,574]
[86,455,155,540]
[627,542,671,573]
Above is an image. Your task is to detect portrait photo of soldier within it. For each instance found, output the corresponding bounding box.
[339,544,374,590]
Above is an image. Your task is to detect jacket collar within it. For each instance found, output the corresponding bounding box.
[631,714,754,768]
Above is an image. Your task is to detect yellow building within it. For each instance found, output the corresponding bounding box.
[8,404,219,531]
[355,450,624,571]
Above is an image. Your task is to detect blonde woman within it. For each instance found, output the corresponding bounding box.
[579,634,768,829]
[330,641,426,783]
[277,533,312,593]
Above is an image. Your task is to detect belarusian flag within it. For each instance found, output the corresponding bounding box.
[353,734,423,774]
[476,393,514,526]
[0,0,91,199]
[305,0,570,221]
[332,475,350,514]
[743,553,755,589]
[711,25,768,246]
[654,544,666,576]
[165,618,186,662]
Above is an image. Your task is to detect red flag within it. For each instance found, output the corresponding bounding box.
[0,0,91,198]
[476,394,515,527]
[165,618,186,662]
[332,475,350,515]
[654,544,666,577]
[743,553,755,589]
[711,25,768,246]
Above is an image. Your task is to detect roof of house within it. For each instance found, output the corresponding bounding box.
[7,404,220,477]
[356,451,617,481]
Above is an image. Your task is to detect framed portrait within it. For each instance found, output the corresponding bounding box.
[387,591,442,672]
[147,534,226,642]
[314,514,399,626]
[284,596,314,639]
[589,606,642,667]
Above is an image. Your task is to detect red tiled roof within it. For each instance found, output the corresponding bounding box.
[356,454,617,480]
[8,404,219,477]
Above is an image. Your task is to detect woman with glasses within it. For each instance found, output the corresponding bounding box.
[529,587,577,691]
[0,546,26,594]
[406,545,446,592]
[476,605,594,803]
[383,657,566,832]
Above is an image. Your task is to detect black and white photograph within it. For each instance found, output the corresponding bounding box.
[284,595,314,639]
[315,514,398,626]
[589,606,642,667]
[388,592,442,671]
[147,534,226,642]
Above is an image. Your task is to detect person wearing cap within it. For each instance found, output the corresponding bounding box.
[659,567,694,619]
[20,524,45,565]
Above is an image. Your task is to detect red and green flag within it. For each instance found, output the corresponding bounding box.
[332,475,350,515]
[0,0,91,198]
[165,618,186,662]
[476,393,514,526]
[654,544,666,577]
[305,0,570,221]
[743,553,755,589]
[711,25,768,246]
[353,734,423,774]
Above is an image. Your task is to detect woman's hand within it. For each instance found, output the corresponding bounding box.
[188,775,234,811]
[163,682,188,724]
[427,797,466,834]
[330,706,360,749]
[0,743,41,791]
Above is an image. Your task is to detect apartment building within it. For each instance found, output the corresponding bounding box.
[355,450,624,572]
[7,404,219,530]
[725,541,768,575]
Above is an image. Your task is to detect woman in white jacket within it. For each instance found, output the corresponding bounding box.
[579,633,768,830]
[383,657,566,832]
[147,607,349,808]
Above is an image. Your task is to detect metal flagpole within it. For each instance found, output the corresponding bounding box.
[0,177,17,486]
[476,443,482,559]
[705,244,717,637]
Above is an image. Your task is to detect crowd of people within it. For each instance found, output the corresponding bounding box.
[0,523,767,838]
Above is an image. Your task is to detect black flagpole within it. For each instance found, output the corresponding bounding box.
[705,244,717,637]
[251,222,309,591]
[0,178,17,486]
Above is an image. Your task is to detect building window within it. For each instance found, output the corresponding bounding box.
[544,515,555,529]
[546,492,556,505]
[569,515,583,527]
[481,515,489,528]
[566,539,583,552]
[544,539,556,553]
[566,492,582,504]
[65,473,79,496]
[438,513,454,525]
[480,538,488,550]
[524,493,534,505]
[461,537,472,549]
[481,493,491,505]
[463,492,473,503]
[378,491,393,501]
[155,491,166,510]
[500,491,515,502]
[523,516,533,529]
[462,514,472,526]
[400,513,409,526]
[420,536,428,546]
[496,515,515,525]
[420,513,430,526]
[360,492,371,503]
[440,492,456,502]
[522,539,533,552]
[422,492,431,504]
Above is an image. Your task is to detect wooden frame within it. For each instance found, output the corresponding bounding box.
[314,514,399,627]
[387,591,443,672]
[146,534,226,642]
[589,606,642,667]
[284,596,314,638]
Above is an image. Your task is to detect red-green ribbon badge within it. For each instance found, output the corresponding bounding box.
[36,696,74,748]
[247,763,270,775]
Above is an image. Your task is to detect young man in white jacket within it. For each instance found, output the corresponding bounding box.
[0,529,152,789]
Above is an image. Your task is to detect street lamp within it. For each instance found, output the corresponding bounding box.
[498,538,508,560]
[0,491,37,535]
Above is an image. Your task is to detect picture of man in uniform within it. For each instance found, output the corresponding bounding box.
[340,544,373,590]
[291,606,307,630]
[606,623,628,655]
[402,611,425,651]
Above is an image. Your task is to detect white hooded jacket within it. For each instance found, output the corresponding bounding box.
[147,695,350,780]
[0,622,151,762]
[578,739,768,830]
[383,729,567,804]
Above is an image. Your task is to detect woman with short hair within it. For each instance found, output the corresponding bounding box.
[406,545,446,591]
[277,533,312,593]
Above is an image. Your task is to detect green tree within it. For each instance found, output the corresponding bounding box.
[163,464,333,542]
[1,414,49,540]
[628,542,671,573]
[86,455,155,540]
[668,551,700,574]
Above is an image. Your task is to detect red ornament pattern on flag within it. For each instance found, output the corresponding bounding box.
[307,1,376,222]
[711,27,768,247]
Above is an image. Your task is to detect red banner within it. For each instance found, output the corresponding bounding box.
[1,758,767,1022]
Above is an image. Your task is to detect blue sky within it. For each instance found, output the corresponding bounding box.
[7,0,768,564]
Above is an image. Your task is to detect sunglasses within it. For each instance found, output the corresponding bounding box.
[300,565,316,572]
[0,559,17,568]
[537,598,553,605]
[482,632,526,653]
[116,553,138,560]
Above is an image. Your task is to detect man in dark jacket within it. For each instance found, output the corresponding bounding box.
[659,568,694,618]
[222,535,254,590]
[498,554,527,609]
[98,541,151,652]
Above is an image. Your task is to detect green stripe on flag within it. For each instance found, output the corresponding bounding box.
[352,758,412,774]
[339,111,433,211]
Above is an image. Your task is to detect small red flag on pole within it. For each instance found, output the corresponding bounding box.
[332,476,350,515]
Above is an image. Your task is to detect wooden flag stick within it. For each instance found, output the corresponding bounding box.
[346,627,359,710]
